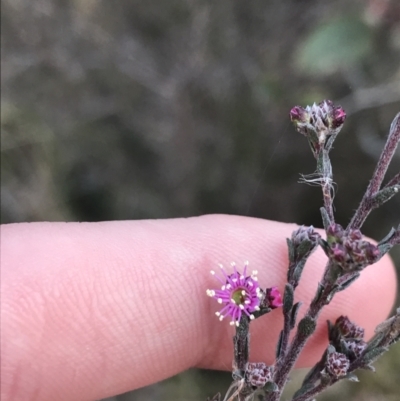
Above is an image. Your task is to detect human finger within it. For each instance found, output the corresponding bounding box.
[1,215,396,401]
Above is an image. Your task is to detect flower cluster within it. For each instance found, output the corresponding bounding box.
[321,223,380,271]
[325,351,350,378]
[329,316,367,362]
[290,100,346,156]
[245,362,274,388]
[334,315,365,340]
[206,262,262,326]
[291,226,321,256]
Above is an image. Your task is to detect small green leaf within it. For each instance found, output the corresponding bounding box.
[372,185,400,209]
[283,283,294,314]
[276,330,284,359]
[290,302,302,329]
[287,238,295,264]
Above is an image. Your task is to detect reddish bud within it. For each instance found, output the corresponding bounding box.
[246,362,274,388]
[265,286,283,309]
[326,352,350,378]
[332,107,346,128]
[323,226,380,271]
[290,100,346,158]
[343,339,367,360]
[335,316,365,339]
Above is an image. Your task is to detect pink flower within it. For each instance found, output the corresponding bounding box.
[206,262,262,326]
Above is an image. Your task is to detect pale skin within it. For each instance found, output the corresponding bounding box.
[1,215,397,401]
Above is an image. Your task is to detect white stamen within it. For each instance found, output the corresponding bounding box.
[244,300,250,304]
[221,285,226,290]
[241,290,246,295]
[239,305,244,310]
[210,270,216,275]
[245,260,249,265]
[215,312,221,316]
[230,321,235,326]
[218,298,223,304]
[219,316,224,321]
[231,262,236,266]
[250,314,255,320]
[226,284,232,289]
[235,321,240,327]
[254,306,260,311]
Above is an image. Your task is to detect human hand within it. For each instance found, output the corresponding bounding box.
[1,215,397,401]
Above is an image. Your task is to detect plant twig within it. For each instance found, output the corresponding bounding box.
[348,113,400,231]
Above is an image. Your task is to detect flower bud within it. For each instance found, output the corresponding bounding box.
[322,225,380,271]
[264,286,283,309]
[335,316,365,340]
[291,225,321,260]
[342,339,367,360]
[325,352,350,378]
[245,362,274,388]
[326,223,345,242]
[290,100,346,157]
[289,106,309,125]
[331,105,347,129]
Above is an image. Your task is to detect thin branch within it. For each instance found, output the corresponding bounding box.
[266,263,334,401]
[348,113,400,230]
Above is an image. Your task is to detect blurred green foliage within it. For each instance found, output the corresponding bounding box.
[1,0,400,400]
[296,16,372,76]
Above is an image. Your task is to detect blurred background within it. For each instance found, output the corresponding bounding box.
[1,0,400,400]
